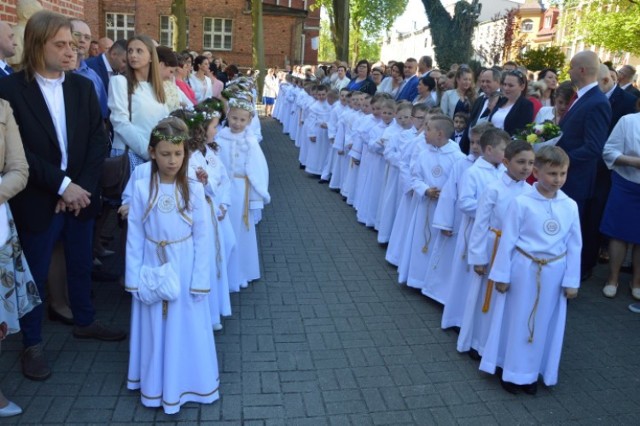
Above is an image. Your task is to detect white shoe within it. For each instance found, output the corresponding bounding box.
[602,283,618,298]
[631,287,640,300]
[240,281,249,289]
[0,401,23,418]
[213,323,223,331]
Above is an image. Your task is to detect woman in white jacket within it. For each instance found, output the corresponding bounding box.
[440,67,476,118]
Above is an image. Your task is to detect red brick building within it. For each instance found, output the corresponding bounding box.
[1,0,319,67]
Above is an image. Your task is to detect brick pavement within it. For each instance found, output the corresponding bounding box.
[1,117,639,425]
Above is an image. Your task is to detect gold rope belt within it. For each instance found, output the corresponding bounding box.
[145,233,193,265]
[206,196,223,279]
[482,227,502,313]
[234,174,250,230]
[422,199,433,254]
[515,247,567,343]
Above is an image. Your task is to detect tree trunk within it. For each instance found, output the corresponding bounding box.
[252,0,266,99]
[331,0,350,62]
[171,0,187,51]
[420,0,480,70]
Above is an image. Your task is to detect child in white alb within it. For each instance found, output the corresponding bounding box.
[480,146,581,395]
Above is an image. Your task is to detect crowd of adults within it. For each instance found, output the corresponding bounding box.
[272,53,640,309]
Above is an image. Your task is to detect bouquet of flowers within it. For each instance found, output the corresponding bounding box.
[516,122,563,152]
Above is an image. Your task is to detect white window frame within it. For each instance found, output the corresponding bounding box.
[521,19,534,33]
[203,17,233,51]
[159,15,190,49]
[105,12,135,41]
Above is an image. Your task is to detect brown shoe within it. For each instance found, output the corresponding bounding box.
[73,321,127,341]
[21,344,51,381]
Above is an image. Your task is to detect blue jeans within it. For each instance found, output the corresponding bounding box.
[19,213,96,347]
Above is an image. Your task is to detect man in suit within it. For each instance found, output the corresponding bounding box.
[85,38,126,94]
[0,21,16,77]
[617,64,640,98]
[459,67,501,154]
[395,58,419,101]
[0,10,126,382]
[558,51,612,280]
[70,19,108,118]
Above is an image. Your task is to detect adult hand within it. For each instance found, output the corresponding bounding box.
[0,321,7,340]
[62,183,91,211]
[54,199,67,214]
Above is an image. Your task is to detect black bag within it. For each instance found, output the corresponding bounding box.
[100,91,132,201]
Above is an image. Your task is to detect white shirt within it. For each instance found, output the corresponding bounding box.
[35,72,71,195]
[603,112,640,184]
[490,103,513,130]
[101,53,115,78]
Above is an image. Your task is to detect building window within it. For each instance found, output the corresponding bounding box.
[160,15,190,49]
[105,13,135,41]
[544,16,552,28]
[521,19,534,33]
[203,18,233,51]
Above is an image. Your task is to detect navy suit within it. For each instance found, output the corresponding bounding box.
[86,53,110,92]
[396,75,418,101]
[557,85,612,203]
[609,85,638,131]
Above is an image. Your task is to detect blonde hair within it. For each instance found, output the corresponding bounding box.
[534,146,570,168]
[125,34,166,104]
[21,10,72,81]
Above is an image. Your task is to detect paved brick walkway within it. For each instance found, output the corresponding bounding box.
[1,118,639,425]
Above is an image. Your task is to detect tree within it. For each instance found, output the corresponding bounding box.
[566,0,640,56]
[318,17,337,62]
[316,0,407,64]
[252,0,265,98]
[420,0,481,70]
[518,46,565,71]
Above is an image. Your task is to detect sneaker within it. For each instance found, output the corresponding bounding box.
[602,283,618,298]
[21,344,51,381]
[73,321,127,341]
[629,303,640,313]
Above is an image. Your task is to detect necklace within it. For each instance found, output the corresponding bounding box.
[157,183,176,213]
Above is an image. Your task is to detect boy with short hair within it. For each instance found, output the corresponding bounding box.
[440,128,509,329]
[329,89,354,190]
[343,93,376,205]
[397,115,465,286]
[480,146,581,395]
[457,140,535,359]
[452,112,469,145]
[422,122,493,303]
[304,84,332,176]
[320,88,342,183]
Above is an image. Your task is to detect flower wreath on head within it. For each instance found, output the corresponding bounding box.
[183,110,222,132]
[152,130,188,144]
[228,97,255,115]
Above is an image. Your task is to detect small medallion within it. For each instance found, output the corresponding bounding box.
[157,194,176,213]
[543,219,560,236]
[432,165,443,178]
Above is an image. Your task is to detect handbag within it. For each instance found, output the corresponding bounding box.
[100,91,132,201]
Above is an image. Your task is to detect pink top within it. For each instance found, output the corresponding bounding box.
[176,79,197,105]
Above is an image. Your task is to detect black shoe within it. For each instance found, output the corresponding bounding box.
[91,269,120,282]
[299,164,305,170]
[521,382,538,395]
[580,268,593,282]
[21,344,51,381]
[500,378,519,394]
[73,321,127,341]
[468,349,481,361]
[318,179,329,184]
[48,306,74,326]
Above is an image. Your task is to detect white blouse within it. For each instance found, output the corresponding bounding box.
[490,103,514,130]
[108,75,169,160]
[188,74,213,103]
[603,112,640,184]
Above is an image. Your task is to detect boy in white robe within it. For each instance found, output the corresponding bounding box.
[396,115,465,286]
[320,89,341,182]
[376,104,422,241]
[440,128,509,329]
[296,85,316,160]
[337,93,365,196]
[327,89,350,189]
[422,122,492,303]
[479,146,581,395]
[304,85,332,176]
[343,93,375,205]
[457,140,534,359]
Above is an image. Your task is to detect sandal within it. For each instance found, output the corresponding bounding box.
[602,283,618,298]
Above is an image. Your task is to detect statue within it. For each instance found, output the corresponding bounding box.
[8,0,44,69]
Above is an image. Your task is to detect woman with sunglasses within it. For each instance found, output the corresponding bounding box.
[488,70,534,136]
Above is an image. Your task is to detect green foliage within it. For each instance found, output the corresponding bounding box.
[566,0,640,55]
[518,46,566,72]
[319,18,336,62]
[316,0,407,63]
[421,0,481,70]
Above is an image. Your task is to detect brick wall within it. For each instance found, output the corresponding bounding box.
[1,0,83,23]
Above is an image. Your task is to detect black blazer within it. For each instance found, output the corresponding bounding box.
[459,94,488,154]
[86,54,110,92]
[0,71,108,232]
[488,96,534,136]
[624,84,640,98]
[609,85,637,132]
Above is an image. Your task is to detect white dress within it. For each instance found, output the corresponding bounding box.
[329,106,355,190]
[421,154,477,303]
[440,157,506,329]
[215,127,270,288]
[479,186,581,386]
[125,179,219,414]
[322,102,344,181]
[304,100,332,175]
[456,173,532,355]
[188,74,213,103]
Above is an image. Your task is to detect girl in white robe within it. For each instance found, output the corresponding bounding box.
[480,146,581,391]
[215,100,270,289]
[125,117,219,415]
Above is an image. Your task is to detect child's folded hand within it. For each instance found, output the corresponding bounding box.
[192,294,207,303]
[474,265,487,276]
[564,288,579,299]
[495,282,510,293]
